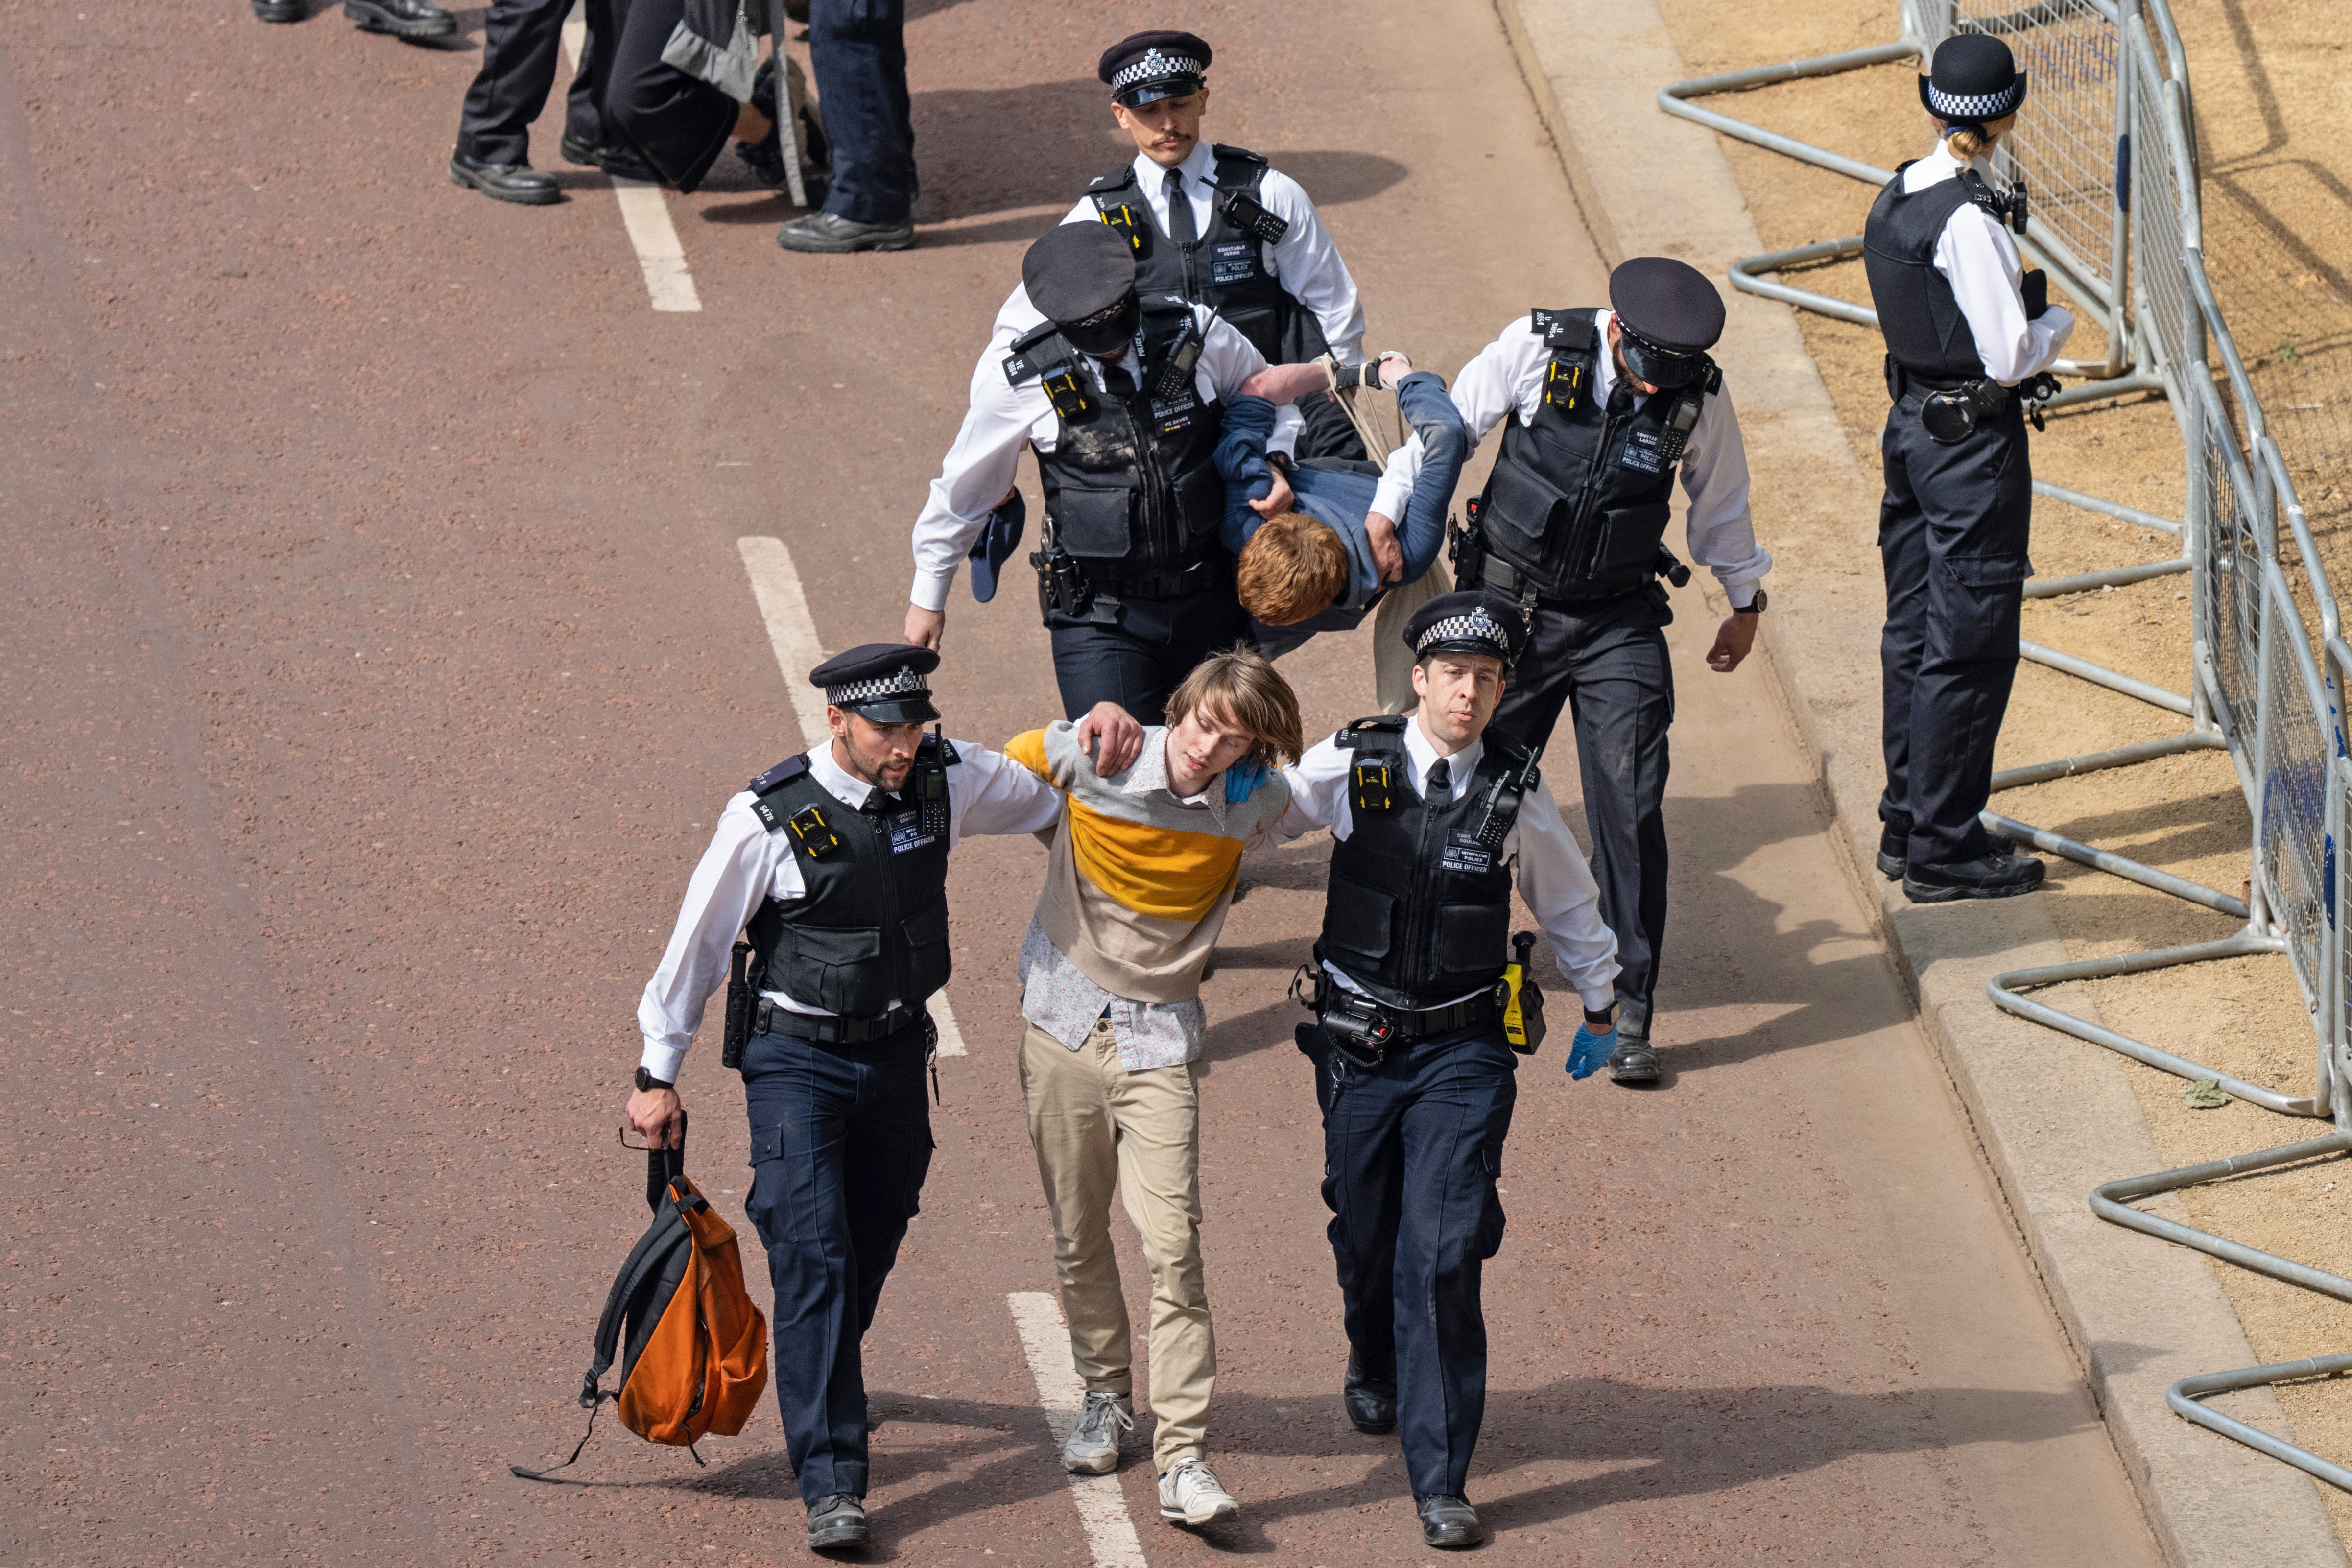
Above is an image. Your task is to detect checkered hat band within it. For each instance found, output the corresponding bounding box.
[1416,611,1513,655]
[1927,82,2023,120]
[1112,50,1203,91]
[827,667,929,705]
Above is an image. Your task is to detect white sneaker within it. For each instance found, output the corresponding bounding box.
[1157,1457,1240,1526]
[1062,1391,1133,1474]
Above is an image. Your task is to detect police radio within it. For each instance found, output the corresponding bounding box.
[1470,741,1544,851]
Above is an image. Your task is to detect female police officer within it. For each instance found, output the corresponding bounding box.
[1864,34,2075,901]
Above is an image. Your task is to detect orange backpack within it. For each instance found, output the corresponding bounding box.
[515,1143,769,1480]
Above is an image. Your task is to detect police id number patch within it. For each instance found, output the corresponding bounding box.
[1440,842,1495,874]
[1618,428,1667,475]
[888,812,938,855]
[1208,241,1260,286]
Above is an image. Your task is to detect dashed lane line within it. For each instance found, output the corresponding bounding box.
[561,6,701,312]
[736,534,967,1056]
[1007,1291,1151,1568]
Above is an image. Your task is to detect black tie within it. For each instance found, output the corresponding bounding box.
[1425,758,1452,807]
[860,790,893,817]
[1165,166,1198,250]
[1100,358,1136,399]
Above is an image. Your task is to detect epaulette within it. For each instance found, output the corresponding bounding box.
[1003,320,1069,387]
[1528,308,1598,352]
[919,733,961,767]
[1333,715,1408,750]
[1087,164,1140,194]
[1703,361,1723,396]
[1210,143,1268,170]
[749,754,810,794]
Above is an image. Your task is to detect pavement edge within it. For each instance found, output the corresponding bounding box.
[1494,0,2351,1563]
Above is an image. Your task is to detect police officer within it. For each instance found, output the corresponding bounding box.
[447,0,649,207]
[906,222,1311,724]
[1380,258,1771,1083]
[1865,35,2074,901]
[1062,30,1369,461]
[1272,590,1622,1549]
[624,645,1138,1553]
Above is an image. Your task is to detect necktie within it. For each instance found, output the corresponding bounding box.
[860,790,893,816]
[1425,758,1452,807]
[1165,167,1199,249]
[1100,358,1136,399]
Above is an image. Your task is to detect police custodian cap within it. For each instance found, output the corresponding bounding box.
[1608,256,1727,356]
[1022,221,1138,327]
[1920,34,2025,127]
[812,643,941,724]
[1403,590,1526,668]
[1098,30,1211,107]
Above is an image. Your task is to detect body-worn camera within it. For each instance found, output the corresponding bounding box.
[1289,962,1395,1069]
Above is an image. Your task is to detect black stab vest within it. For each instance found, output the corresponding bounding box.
[1005,298,1227,586]
[1086,145,1330,364]
[1863,163,1992,383]
[1319,718,1531,1011]
[1476,308,1720,601]
[740,737,956,1019]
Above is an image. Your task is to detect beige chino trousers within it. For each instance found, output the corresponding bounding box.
[1017,1019,1214,1472]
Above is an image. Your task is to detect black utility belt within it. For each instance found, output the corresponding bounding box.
[1291,961,1503,1069]
[1476,557,1647,607]
[754,998,930,1049]
[1080,557,1220,601]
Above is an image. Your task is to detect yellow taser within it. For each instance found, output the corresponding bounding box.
[1501,930,1545,1054]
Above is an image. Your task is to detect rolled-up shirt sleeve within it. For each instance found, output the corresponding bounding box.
[1511,786,1621,1010]
[637,799,789,1082]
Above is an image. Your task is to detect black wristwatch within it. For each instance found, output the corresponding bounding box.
[1734,588,1768,615]
[1584,1004,1617,1028]
[634,1066,674,1093]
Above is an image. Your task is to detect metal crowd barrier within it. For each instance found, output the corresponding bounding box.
[1659,0,2352,1499]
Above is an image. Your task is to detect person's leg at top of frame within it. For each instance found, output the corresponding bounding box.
[780,0,917,253]
[999,650,1306,1526]
[604,0,781,196]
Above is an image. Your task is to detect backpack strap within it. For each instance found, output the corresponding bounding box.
[1527,307,1600,414]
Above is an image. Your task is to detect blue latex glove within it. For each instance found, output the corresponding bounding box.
[1566,1024,1615,1081]
[1224,759,1269,803]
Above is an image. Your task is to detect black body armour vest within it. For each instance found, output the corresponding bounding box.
[1004,297,1227,588]
[1477,308,1721,602]
[740,736,956,1020]
[1086,145,1330,365]
[1318,718,1534,1012]
[1863,163,1994,383]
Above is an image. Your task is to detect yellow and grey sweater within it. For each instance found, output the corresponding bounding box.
[1004,722,1293,1068]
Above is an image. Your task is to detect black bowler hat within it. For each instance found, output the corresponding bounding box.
[812,643,941,724]
[1022,222,1139,333]
[1609,256,1725,389]
[1919,34,2026,128]
[1403,590,1526,668]
[1098,30,1212,108]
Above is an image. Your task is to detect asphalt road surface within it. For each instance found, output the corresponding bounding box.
[0,0,2167,1563]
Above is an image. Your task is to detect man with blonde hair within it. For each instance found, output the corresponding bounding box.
[999,647,1301,1529]
[1220,357,1468,713]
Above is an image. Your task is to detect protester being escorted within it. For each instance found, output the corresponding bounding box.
[1865,34,2073,903]
[1270,591,1620,1549]
[1217,354,1467,714]
[905,222,1324,725]
[1385,258,1770,1085]
[255,0,454,43]
[446,0,651,206]
[624,644,1141,1554]
[998,649,1302,1529]
[1055,29,1369,460]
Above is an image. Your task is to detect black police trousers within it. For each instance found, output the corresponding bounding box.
[455,0,620,166]
[1877,394,2032,866]
[1491,586,1674,1040]
[1046,583,1251,727]
[740,1020,934,1507]
[607,0,741,191]
[1304,1021,1516,1499]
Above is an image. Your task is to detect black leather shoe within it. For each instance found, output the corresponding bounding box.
[448,153,561,206]
[345,0,455,37]
[805,1494,869,1552]
[1880,826,2016,881]
[252,0,304,21]
[1343,1350,1397,1435]
[558,132,661,183]
[1904,852,2045,903]
[778,210,914,253]
[1607,1038,1660,1084]
[1416,1494,1483,1548]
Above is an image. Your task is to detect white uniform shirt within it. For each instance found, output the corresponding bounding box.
[636,738,1063,1081]
[1905,141,2077,384]
[908,295,1268,614]
[1274,719,1622,1012]
[1369,309,1773,603]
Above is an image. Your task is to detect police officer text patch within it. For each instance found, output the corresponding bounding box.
[1441,843,1495,875]
[1208,241,1259,286]
[1618,428,1668,475]
[888,813,938,855]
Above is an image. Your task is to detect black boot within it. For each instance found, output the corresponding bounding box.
[252,0,304,21]
[1607,1036,1660,1084]
[558,131,661,184]
[805,1494,869,1553]
[1416,1494,1483,1548]
[448,152,561,205]
[1904,851,2045,903]
[344,0,455,38]
[1342,1350,1396,1435]
[1881,824,2016,881]
[778,210,914,253]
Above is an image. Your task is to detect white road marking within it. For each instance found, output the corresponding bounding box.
[1006,1292,1149,1568]
[561,6,701,313]
[736,534,969,1057]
